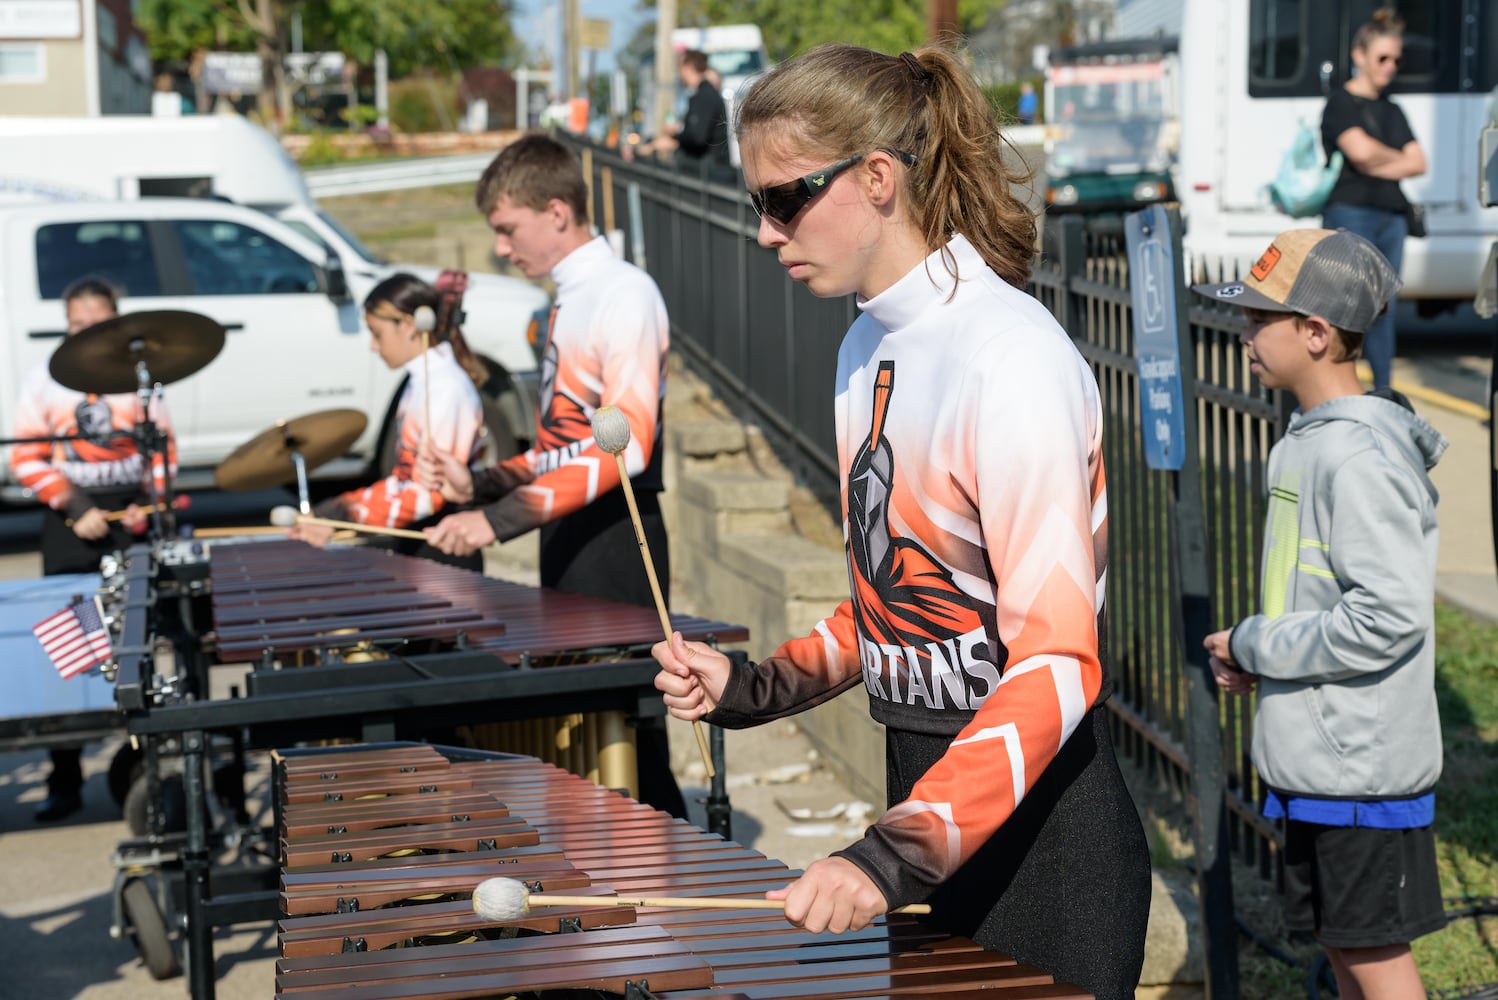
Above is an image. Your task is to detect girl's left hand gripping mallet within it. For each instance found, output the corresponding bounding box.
[590,405,715,778]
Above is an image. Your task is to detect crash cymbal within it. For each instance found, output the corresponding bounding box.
[214,409,369,492]
[49,310,227,395]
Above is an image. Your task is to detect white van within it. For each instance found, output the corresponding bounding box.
[1176,0,1498,307]
[2,115,363,257]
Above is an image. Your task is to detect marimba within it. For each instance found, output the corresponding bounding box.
[116,539,747,787]
[106,540,750,1000]
[273,743,1091,1000]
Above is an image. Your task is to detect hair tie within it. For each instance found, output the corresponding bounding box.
[899,51,929,85]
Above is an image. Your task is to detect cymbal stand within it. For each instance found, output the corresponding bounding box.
[286,441,312,515]
[132,343,177,539]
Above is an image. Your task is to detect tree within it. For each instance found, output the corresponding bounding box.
[297,0,520,78]
[137,0,521,127]
[666,0,997,63]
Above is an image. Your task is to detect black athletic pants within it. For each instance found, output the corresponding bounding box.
[888,706,1151,999]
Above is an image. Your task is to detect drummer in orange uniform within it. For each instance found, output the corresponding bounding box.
[9,276,178,821]
[290,273,487,570]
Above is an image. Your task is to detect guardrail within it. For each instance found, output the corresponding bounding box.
[302,153,495,199]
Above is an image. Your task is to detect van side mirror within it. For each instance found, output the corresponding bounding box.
[322,253,351,303]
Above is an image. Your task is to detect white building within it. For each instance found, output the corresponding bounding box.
[0,0,151,116]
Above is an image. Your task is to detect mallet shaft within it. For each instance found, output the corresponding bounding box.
[525,893,931,914]
[610,450,716,779]
[294,514,427,540]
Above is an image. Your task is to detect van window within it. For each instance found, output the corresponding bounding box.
[36,222,162,300]
[1248,0,1481,97]
[173,220,319,296]
[1248,0,1306,90]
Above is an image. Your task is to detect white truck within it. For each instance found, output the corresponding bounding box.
[0,116,549,501]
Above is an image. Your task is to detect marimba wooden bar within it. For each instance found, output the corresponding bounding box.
[273,743,1091,1000]
[207,541,747,663]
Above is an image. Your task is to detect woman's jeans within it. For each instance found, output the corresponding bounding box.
[1322,202,1407,390]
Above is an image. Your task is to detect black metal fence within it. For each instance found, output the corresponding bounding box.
[571,138,1295,878]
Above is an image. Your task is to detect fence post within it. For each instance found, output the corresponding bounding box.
[1052,214,1086,334]
[1164,206,1241,998]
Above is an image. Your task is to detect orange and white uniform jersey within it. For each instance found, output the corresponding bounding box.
[9,361,177,517]
[326,342,485,528]
[471,236,669,540]
[707,235,1108,906]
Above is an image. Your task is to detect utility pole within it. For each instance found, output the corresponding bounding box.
[653,0,677,140]
[927,0,959,42]
[562,0,580,100]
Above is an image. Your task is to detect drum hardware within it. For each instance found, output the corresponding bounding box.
[213,408,369,512]
[45,310,226,540]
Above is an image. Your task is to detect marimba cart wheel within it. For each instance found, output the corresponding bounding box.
[121,876,180,981]
[123,772,188,838]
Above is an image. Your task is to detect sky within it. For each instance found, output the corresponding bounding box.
[514,0,652,74]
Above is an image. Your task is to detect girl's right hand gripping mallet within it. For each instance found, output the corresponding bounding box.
[590,405,715,779]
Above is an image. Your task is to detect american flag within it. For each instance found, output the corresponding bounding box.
[32,598,113,679]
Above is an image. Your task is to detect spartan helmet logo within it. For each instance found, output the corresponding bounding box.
[74,397,113,445]
[845,360,994,687]
[848,362,896,584]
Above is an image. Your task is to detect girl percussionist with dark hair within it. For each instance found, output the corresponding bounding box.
[291,273,487,570]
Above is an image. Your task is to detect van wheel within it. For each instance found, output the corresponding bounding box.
[122,878,180,980]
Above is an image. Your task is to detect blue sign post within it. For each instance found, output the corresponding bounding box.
[1124,204,1187,471]
[1123,204,1241,998]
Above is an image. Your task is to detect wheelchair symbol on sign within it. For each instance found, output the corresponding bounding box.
[1138,238,1166,334]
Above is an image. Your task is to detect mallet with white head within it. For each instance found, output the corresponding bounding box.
[591,405,715,778]
[471,876,931,920]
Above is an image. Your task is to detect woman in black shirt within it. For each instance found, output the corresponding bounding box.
[1319,7,1426,391]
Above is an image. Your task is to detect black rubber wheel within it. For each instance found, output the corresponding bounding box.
[107,744,143,808]
[121,878,180,980]
[123,773,187,838]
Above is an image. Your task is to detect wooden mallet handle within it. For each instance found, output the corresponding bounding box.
[529,893,932,914]
[299,515,426,540]
[591,406,716,779]
[270,506,427,541]
[68,496,188,526]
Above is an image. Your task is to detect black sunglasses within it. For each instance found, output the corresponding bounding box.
[748,149,917,226]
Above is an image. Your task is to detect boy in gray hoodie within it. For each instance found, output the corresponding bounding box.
[1195,228,1447,1000]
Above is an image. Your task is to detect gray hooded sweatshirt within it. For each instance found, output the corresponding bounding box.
[1229,392,1447,800]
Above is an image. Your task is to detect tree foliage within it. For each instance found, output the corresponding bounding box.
[136,0,520,75]
[669,0,996,63]
[298,0,520,76]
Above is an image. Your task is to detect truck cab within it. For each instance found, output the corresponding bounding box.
[1044,37,1180,228]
